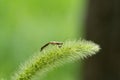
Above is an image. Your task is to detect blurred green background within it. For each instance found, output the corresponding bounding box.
[0,0,87,80]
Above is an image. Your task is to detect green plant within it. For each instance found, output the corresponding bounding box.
[9,39,100,80]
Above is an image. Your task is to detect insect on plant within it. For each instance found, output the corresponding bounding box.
[40,41,63,51]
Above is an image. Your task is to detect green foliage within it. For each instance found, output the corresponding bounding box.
[12,39,100,80]
[0,0,87,79]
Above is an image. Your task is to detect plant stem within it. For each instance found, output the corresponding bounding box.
[13,39,100,80]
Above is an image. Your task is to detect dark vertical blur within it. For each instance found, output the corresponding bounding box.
[83,0,120,80]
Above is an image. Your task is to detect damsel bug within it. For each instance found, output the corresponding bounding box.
[40,41,63,51]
